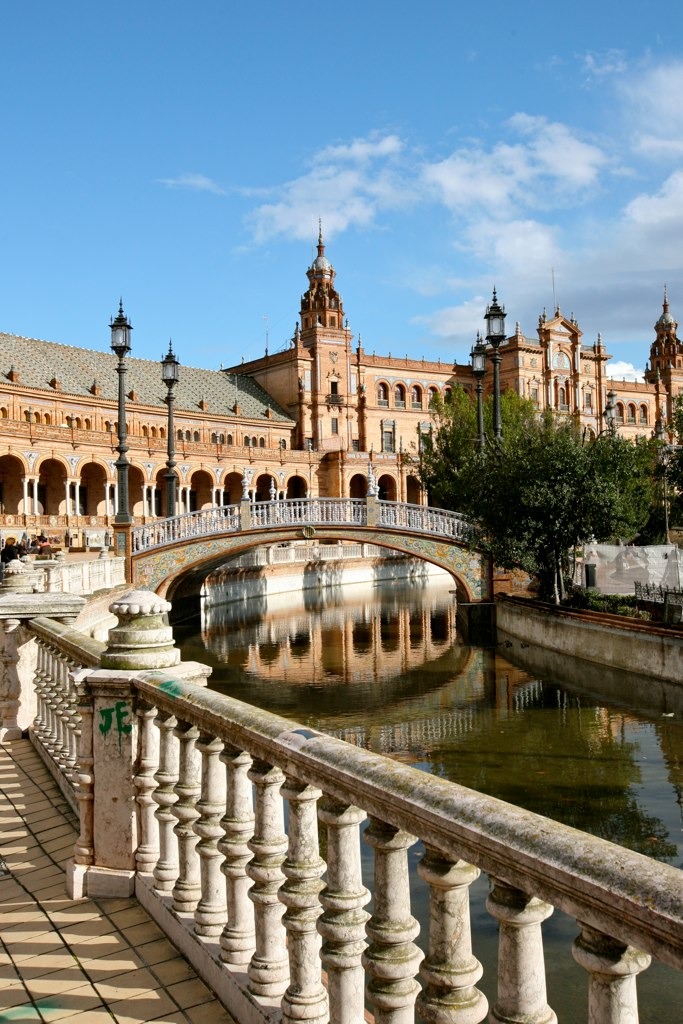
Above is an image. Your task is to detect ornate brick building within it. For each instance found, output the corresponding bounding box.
[0,229,679,546]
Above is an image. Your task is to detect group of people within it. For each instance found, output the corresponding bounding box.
[0,533,52,564]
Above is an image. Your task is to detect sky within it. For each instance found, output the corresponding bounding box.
[3,2,683,382]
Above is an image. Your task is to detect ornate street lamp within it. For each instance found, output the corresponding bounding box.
[161,341,180,518]
[470,332,487,451]
[603,389,617,437]
[484,288,506,441]
[110,301,133,524]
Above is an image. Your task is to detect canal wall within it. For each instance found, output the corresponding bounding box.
[496,595,683,685]
[202,555,451,607]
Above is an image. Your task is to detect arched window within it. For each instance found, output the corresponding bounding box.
[615,403,624,423]
[211,432,218,444]
[410,385,422,409]
[639,405,648,424]
[252,436,258,447]
[584,390,593,410]
[443,387,452,401]
[428,387,439,406]
[177,428,183,441]
[0,408,7,419]
[159,427,165,439]
[245,436,251,447]
[627,404,636,424]
[280,438,287,450]
[142,425,149,437]
[193,431,200,442]
[227,433,233,445]
[377,383,389,407]
[185,430,191,442]
[259,437,265,448]
[150,426,157,438]
[558,386,567,410]
[44,413,51,425]
[394,384,406,408]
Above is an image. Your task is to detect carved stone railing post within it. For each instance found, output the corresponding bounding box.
[280,777,328,1024]
[172,719,202,913]
[153,710,179,893]
[219,744,255,965]
[134,700,159,874]
[194,731,227,936]
[0,617,23,740]
[318,798,370,1024]
[572,924,651,1024]
[362,817,423,1024]
[417,849,488,1024]
[65,682,95,899]
[486,880,556,1024]
[247,758,289,998]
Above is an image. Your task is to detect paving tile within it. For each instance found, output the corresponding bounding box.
[70,933,130,959]
[0,1004,43,1023]
[93,896,137,914]
[151,956,197,986]
[10,935,67,963]
[136,937,182,966]
[58,917,117,942]
[15,950,79,977]
[119,920,165,946]
[34,985,104,1022]
[107,905,151,929]
[76,948,145,981]
[185,1003,237,1024]
[94,966,162,1001]
[108,988,179,1023]
[0,985,34,1011]
[23,968,95,998]
[165,978,214,1009]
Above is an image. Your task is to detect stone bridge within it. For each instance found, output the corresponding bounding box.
[120,496,490,602]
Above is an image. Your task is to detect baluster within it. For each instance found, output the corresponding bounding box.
[66,683,94,898]
[32,640,48,745]
[219,745,255,964]
[416,849,487,1024]
[318,799,370,1024]
[172,720,202,913]
[279,778,328,1024]
[246,759,289,997]
[153,711,179,893]
[64,664,81,782]
[44,647,61,760]
[572,924,650,1024]
[486,880,556,1024]
[134,701,159,874]
[362,817,423,1024]
[194,732,227,936]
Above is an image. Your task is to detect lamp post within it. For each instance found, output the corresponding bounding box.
[603,389,617,437]
[471,332,487,451]
[110,301,133,524]
[161,341,180,518]
[484,288,506,441]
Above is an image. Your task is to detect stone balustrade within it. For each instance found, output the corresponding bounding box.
[2,588,681,1024]
[131,497,475,555]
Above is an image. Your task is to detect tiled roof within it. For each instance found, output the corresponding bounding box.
[0,332,293,423]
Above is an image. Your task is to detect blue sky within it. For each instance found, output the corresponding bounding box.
[3,2,683,380]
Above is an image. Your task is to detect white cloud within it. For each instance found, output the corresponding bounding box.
[412,296,487,341]
[606,361,645,382]
[158,173,226,196]
[247,134,412,243]
[624,170,683,227]
[582,49,628,80]
[619,62,683,158]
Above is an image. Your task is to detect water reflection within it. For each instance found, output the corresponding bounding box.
[180,578,683,867]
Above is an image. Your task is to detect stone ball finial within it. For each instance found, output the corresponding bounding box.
[102,589,180,670]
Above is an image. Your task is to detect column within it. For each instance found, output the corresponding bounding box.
[363,818,423,1024]
[74,480,81,516]
[279,777,328,1024]
[22,478,29,515]
[572,924,650,1024]
[318,799,370,1024]
[32,478,39,515]
[417,850,487,1024]
[486,880,556,1024]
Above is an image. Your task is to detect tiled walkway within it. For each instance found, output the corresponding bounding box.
[0,739,236,1023]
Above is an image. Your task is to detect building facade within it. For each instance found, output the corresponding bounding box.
[0,230,679,546]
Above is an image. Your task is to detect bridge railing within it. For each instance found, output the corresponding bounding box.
[130,497,476,556]
[377,499,475,541]
[14,594,681,1024]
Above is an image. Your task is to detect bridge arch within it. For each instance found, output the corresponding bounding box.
[128,498,489,608]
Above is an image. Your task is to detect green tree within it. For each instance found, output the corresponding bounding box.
[420,391,659,602]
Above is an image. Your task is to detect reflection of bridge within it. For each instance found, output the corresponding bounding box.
[124,495,490,600]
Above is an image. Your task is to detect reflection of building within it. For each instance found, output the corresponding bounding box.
[1,227,680,543]
[202,581,458,685]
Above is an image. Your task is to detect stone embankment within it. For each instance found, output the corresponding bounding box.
[496,594,683,686]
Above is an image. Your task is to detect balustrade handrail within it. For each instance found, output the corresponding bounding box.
[131,498,477,554]
[29,615,105,668]
[136,670,683,971]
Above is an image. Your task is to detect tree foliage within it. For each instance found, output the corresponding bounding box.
[420,387,659,601]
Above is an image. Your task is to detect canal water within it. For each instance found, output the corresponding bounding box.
[177,577,683,1021]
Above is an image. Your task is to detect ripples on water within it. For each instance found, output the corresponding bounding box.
[177,577,683,1021]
